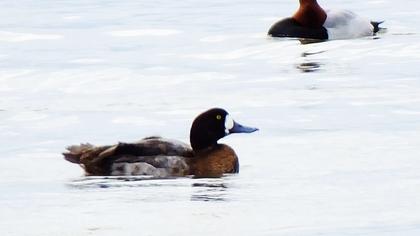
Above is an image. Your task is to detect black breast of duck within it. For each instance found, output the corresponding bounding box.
[268,0,328,39]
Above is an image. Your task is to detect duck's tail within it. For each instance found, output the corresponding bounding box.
[371,21,384,33]
[63,143,94,164]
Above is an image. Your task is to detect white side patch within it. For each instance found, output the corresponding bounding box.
[324,9,373,39]
[110,156,190,177]
[225,114,234,134]
[111,162,158,176]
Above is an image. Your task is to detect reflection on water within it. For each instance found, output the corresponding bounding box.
[301,51,326,57]
[299,38,326,45]
[297,62,322,73]
[191,182,228,202]
[66,176,232,202]
[392,33,416,36]
[297,50,325,73]
[66,176,177,189]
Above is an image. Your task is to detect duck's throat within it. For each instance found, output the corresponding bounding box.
[292,2,327,28]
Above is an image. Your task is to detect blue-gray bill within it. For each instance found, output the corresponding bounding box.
[229,121,259,134]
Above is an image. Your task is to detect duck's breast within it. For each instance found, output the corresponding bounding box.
[192,144,239,178]
[324,9,373,39]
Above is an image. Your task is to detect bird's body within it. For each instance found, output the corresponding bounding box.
[63,108,257,178]
[268,0,382,40]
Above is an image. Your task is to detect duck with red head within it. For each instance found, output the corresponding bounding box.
[63,108,258,178]
[268,0,383,40]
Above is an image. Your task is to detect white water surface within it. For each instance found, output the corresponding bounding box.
[1,0,420,235]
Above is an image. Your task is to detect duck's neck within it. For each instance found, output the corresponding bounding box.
[190,132,218,153]
[292,0,327,28]
[192,145,220,157]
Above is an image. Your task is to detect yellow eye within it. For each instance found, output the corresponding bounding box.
[216,115,222,120]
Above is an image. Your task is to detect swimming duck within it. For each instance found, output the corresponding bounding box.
[268,0,383,40]
[63,108,258,178]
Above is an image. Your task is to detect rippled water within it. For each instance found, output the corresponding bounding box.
[1,0,420,235]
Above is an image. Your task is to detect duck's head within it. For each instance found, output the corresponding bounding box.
[189,108,258,151]
[294,0,326,28]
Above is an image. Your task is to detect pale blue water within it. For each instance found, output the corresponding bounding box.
[1,0,420,235]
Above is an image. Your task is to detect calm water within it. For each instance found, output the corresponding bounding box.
[1,0,420,235]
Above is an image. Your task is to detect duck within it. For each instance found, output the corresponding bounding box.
[63,108,258,178]
[268,0,383,40]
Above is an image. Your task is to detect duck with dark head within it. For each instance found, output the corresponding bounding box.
[268,0,383,40]
[63,108,258,178]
